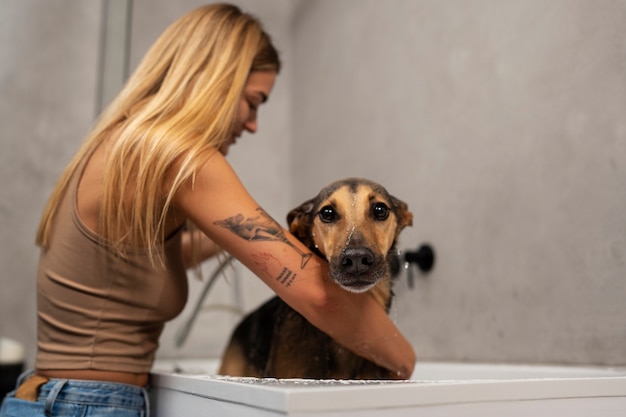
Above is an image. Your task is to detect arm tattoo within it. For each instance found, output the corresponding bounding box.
[214,208,312,268]
[252,252,296,287]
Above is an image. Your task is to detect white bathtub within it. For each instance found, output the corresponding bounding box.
[150,359,626,416]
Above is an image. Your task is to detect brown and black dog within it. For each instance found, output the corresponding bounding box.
[218,178,413,379]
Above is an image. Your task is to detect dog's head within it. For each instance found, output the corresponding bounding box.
[287,178,413,293]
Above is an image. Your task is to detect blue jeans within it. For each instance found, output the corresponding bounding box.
[0,372,149,417]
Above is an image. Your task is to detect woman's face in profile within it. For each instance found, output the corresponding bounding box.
[220,70,277,155]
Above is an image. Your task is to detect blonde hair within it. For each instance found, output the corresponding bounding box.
[36,3,280,263]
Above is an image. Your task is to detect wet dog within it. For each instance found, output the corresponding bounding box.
[218,178,413,379]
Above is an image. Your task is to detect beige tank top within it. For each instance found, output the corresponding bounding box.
[36,159,188,373]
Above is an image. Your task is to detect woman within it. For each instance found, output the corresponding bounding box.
[0,4,415,416]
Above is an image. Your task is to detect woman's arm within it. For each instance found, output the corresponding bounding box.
[173,153,416,378]
[181,228,223,269]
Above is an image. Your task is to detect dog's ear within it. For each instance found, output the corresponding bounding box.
[286,199,316,246]
[390,195,413,233]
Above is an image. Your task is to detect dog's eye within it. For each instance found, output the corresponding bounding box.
[318,206,337,223]
[372,202,390,221]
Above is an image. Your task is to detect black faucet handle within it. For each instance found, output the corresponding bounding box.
[404,244,436,274]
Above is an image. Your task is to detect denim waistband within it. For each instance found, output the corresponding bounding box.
[13,370,150,417]
[37,379,147,408]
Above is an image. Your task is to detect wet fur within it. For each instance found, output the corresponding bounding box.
[218,178,413,379]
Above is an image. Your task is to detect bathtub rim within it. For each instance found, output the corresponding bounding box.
[150,359,626,414]
[149,371,626,414]
[152,357,626,380]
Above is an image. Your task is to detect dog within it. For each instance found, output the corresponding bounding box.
[218,178,413,379]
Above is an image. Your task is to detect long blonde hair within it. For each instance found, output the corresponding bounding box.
[36,3,281,263]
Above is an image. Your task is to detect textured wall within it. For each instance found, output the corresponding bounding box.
[2,0,624,369]
[0,0,101,366]
[292,0,626,365]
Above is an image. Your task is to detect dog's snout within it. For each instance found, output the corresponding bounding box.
[340,248,375,275]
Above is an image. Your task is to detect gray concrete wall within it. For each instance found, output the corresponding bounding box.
[292,0,626,365]
[2,0,624,368]
[0,0,101,366]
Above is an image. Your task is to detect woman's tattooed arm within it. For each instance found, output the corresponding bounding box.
[214,208,312,268]
[252,252,297,287]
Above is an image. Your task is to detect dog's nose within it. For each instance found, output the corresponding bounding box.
[340,248,375,275]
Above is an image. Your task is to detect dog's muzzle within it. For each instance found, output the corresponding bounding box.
[340,248,374,275]
[330,248,386,293]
